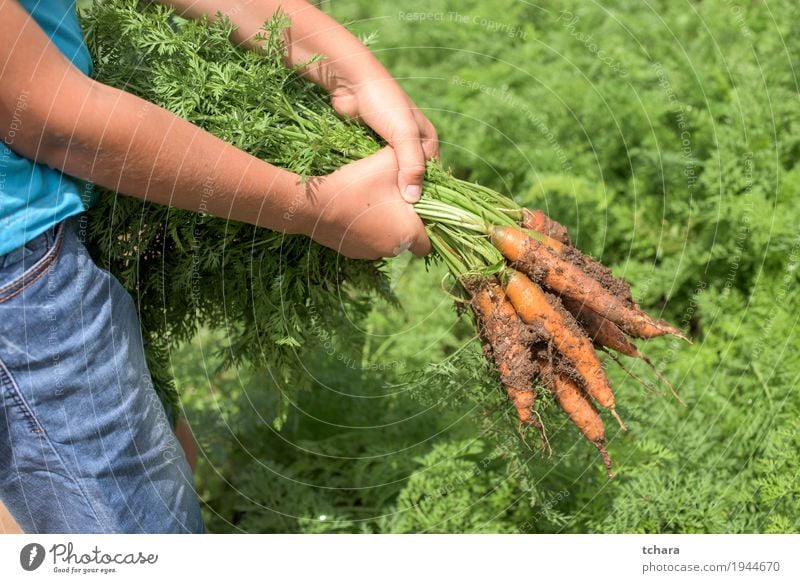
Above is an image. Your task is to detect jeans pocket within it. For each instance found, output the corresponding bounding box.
[0,357,44,435]
[0,224,65,304]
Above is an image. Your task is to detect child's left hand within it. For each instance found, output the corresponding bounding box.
[325,73,439,204]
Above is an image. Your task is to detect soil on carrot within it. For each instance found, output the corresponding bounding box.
[561,246,634,306]
[531,342,583,386]
[523,208,571,244]
[541,292,601,385]
[464,276,546,391]
[510,258,548,283]
[530,347,614,476]
[464,276,552,438]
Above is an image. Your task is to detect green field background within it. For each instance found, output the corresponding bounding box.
[168,0,800,533]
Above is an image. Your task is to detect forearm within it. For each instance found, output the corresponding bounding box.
[50,81,307,232]
[1,0,310,234]
[162,0,390,90]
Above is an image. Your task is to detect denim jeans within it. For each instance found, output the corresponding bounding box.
[0,216,204,533]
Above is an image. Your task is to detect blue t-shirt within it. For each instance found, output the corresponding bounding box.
[0,0,95,256]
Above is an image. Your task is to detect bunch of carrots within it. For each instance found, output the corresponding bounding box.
[414,168,690,477]
[84,0,689,477]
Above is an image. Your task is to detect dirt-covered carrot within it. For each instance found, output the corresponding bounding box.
[502,269,627,430]
[535,355,613,478]
[521,219,637,306]
[522,215,635,304]
[503,385,538,428]
[562,296,685,405]
[521,227,566,255]
[466,277,544,432]
[491,225,689,342]
[521,208,571,245]
[561,297,640,357]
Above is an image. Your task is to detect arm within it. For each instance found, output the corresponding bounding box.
[163,0,439,202]
[0,0,428,258]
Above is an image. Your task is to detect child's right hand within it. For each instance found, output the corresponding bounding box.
[292,147,431,260]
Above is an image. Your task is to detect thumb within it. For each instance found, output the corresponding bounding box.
[392,133,427,203]
[407,215,431,257]
[408,230,432,257]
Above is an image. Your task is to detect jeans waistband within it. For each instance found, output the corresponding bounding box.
[0,223,62,271]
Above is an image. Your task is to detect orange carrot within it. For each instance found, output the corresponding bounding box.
[522,219,636,305]
[522,227,566,254]
[468,278,542,432]
[536,356,613,477]
[521,208,571,245]
[503,269,626,431]
[561,297,640,358]
[503,384,538,428]
[562,296,685,405]
[491,225,689,342]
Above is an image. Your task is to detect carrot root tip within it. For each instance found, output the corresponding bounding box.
[595,441,614,479]
[610,407,628,432]
[661,322,692,343]
[641,353,687,407]
[603,348,666,397]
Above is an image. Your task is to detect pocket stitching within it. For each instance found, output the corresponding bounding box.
[0,355,107,528]
[0,358,44,435]
[0,225,65,303]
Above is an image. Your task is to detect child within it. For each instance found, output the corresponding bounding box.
[0,0,438,533]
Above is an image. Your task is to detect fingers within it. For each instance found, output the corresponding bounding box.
[312,147,431,259]
[371,145,431,256]
[392,127,427,203]
[394,202,431,258]
[389,107,438,203]
[373,144,430,257]
[349,81,438,201]
[408,220,432,257]
[413,109,440,161]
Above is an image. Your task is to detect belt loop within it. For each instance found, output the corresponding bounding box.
[48,221,64,249]
[49,223,57,248]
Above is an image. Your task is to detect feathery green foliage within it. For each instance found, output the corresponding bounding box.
[81,0,800,533]
[81,0,391,419]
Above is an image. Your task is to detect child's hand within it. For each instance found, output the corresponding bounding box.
[294,147,431,260]
[328,77,439,204]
